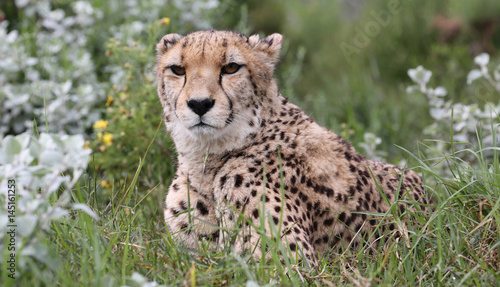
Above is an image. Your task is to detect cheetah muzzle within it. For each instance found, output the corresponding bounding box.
[155,30,430,266]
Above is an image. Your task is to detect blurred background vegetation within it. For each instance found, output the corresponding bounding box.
[1,0,499,195]
[236,0,500,156]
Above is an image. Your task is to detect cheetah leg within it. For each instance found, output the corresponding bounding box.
[164,185,219,248]
[216,197,318,267]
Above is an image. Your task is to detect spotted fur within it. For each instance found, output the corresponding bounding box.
[155,30,429,265]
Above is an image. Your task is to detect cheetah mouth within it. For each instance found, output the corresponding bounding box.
[190,121,216,129]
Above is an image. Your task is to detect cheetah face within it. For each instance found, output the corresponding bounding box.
[156,31,283,150]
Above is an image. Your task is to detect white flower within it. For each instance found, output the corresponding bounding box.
[429,98,445,108]
[363,132,382,145]
[405,85,419,94]
[26,57,39,66]
[474,53,490,67]
[408,66,432,85]
[129,272,164,287]
[494,65,500,82]
[5,30,19,43]
[15,0,30,8]
[433,86,447,97]
[73,1,94,16]
[466,69,483,84]
[429,107,449,120]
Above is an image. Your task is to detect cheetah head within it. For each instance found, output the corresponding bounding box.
[155,31,283,155]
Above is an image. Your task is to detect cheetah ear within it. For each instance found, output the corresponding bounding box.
[156,33,182,56]
[248,33,283,64]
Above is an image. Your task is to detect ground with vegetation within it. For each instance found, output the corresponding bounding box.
[0,0,499,286]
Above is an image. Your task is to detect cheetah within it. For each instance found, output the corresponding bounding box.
[155,30,429,266]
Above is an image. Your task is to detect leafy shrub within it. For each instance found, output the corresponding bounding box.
[406,53,500,176]
[0,0,228,137]
[88,19,178,190]
[0,1,106,136]
[0,133,94,274]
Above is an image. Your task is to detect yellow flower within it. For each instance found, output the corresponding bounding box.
[101,180,113,189]
[161,17,170,25]
[102,132,113,146]
[105,95,114,107]
[93,120,109,130]
[119,92,127,101]
[119,107,128,115]
[83,141,91,150]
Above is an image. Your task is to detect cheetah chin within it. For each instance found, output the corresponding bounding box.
[155,30,430,267]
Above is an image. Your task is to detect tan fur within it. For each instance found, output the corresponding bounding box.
[155,30,429,266]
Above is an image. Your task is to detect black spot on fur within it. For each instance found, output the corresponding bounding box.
[272,216,279,225]
[324,218,334,226]
[344,152,352,161]
[180,223,189,233]
[197,201,209,216]
[180,201,188,211]
[252,209,259,219]
[345,214,356,226]
[220,175,228,187]
[307,202,312,211]
[325,187,334,197]
[306,179,313,187]
[234,174,243,188]
[338,212,346,223]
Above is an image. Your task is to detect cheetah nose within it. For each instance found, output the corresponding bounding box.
[187,98,215,116]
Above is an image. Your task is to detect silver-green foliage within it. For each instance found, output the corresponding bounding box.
[406,54,500,175]
[0,1,106,136]
[0,133,94,272]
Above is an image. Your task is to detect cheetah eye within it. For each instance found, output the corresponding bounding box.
[221,63,241,75]
[170,65,186,76]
